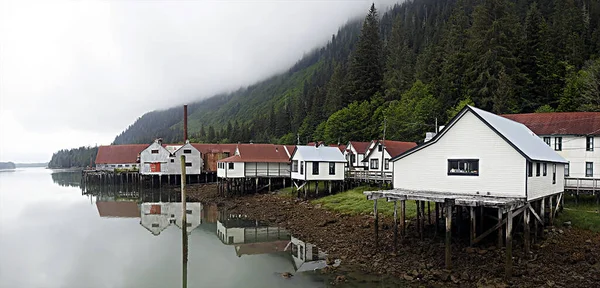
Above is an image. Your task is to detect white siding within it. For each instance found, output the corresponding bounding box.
[541,135,599,179]
[172,143,203,175]
[365,149,392,172]
[216,221,245,244]
[291,153,305,181]
[393,111,527,198]
[527,161,565,200]
[96,163,139,171]
[220,162,245,178]
[305,161,345,181]
[140,142,173,175]
[244,162,291,177]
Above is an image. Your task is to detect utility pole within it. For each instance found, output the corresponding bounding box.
[381,118,386,184]
[297,133,300,145]
[435,118,438,134]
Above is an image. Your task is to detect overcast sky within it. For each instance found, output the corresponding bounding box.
[0,0,398,163]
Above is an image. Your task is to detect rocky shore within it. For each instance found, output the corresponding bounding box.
[188,184,600,287]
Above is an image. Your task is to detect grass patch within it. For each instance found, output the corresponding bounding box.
[557,195,600,232]
[311,186,418,218]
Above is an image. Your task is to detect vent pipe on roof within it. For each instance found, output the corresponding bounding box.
[183,104,188,142]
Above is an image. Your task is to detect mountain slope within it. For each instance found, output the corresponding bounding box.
[112,0,600,146]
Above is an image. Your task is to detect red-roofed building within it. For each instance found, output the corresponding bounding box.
[217,144,292,179]
[95,144,147,171]
[502,112,600,179]
[344,141,372,170]
[96,201,140,218]
[362,140,417,176]
[192,143,237,172]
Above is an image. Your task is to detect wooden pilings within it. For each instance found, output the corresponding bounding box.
[505,209,513,280]
[445,200,453,270]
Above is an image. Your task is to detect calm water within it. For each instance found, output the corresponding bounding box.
[0,168,332,288]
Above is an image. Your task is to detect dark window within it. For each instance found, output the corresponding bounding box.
[151,149,159,154]
[554,137,562,151]
[117,164,122,168]
[543,163,547,176]
[170,159,174,163]
[586,162,594,177]
[527,161,533,177]
[125,164,129,167]
[186,209,192,214]
[377,144,382,152]
[329,162,335,175]
[587,136,594,151]
[224,152,230,157]
[151,223,159,228]
[565,163,569,177]
[299,246,304,260]
[300,161,304,175]
[384,159,390,170]
[228,236,234,244]
[370,159,378,170]
[552,164,556,184]
[183,149,192,154]
[543,137,551,146]
[536,163,540,177]
[448,159,479,176]
[185,162,192,167]
[186,222,192,227]
[228,163,234,170]
[350,154,356,165]
[312,162,319,175]
[292,160,298,172]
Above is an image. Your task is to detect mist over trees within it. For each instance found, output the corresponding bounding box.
[48,146,98,168]
[107,0,600,147]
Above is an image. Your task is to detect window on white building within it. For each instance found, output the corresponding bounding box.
[554,137,562,151]
[543,163,547,176]
[329,162,335,175]
[151,149,159,154]
[527,161,532,177]
[312,162,319,175]
[370,159,378,170]
[185,162,192,167]
[292,160,298,172]
[586,162,594,177]
[228,163,234,170]
[171,159,174,163]
[586,136,594,151]
[184,149,192,154]
[448,159,479,176]
[565,163,569,177]
[384,159,390,170]
[536,163,540,177]
[300,161,304,175]
[552,164,556,184]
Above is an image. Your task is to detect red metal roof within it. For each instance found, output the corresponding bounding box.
[96,201,140,218]
[191,143,237,154]
[218,144,291,163]
[384,140,418,158]
[348,141,371,154]
[95,144,147,164]
[501,112,600,135]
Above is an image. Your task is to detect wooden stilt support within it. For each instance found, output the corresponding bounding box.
[505,209,513,280]
[416,201,421,239]
[470,206,476,246]
[328,181,332,195]
[374,199,379,248]
[445,200,453,270]
[549,195,554,226]
[400,200,406,238]
[435,202,440,232]
[427,202,431,225]
[420,201,425,240]
[524,205,530,257]
[498,208,503,248]
[540,197,545,238]
[393,200,398,252]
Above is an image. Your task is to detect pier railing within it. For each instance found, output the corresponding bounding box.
[346,170,392,181]
[564,177,599,194]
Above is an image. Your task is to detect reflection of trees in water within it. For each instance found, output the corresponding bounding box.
[81,179,182,203]
[51,171,82,188]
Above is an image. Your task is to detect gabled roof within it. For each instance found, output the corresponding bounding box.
[392,106,567,163]
[218,144,290,163]
[291,146,346,162]
[348,141,371,154]
[501,112,600,136]
[96,201,140,218]
[363,140,417,160]
[95,144,147,164]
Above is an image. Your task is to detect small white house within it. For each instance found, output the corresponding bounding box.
[391,106,567,201]
[363,140,417,174]
[290,146,346,182]
[139,139,173,175]
[217,144,291,179]
[344,141,371,169]
[503,112,599,186]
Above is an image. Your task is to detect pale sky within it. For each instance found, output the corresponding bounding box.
[0,0,397,163]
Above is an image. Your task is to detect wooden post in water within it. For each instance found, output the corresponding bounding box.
[180,155,188,288]
[374,199,379,248]
[524,204,530,257]
[470,206,476,246]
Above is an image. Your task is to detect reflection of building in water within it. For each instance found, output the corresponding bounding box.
[140,202,202,236]
[96,201,140,218]
[290,236,331,272]
[216,213,290,246]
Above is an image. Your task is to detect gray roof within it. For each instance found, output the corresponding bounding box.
[293,146,346,162]
[469,106,567,163]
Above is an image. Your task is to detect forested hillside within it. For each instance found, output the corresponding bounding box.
[113,0,600,146]
[48,146,98,169]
